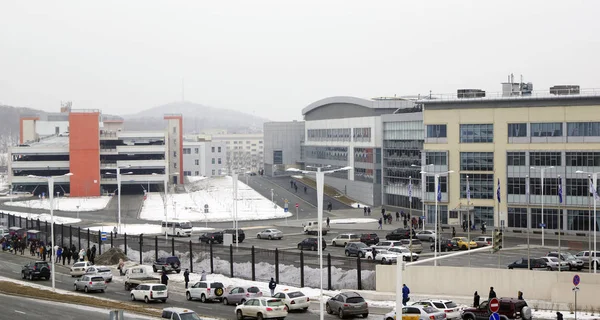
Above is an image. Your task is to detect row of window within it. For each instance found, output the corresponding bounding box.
[428,122,600,141]
[507,207,600,230]
[304,146,349,161]
[182,147,222,154]
[507,151,600,167]
[306,128,372,142]
[460,152,493,171]
[460,174,494,199]
[354,148,374,163]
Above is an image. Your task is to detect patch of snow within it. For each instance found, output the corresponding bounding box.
[5,196,111,212]
[1,210,81,224]
[140,176,292,222]
[329,218,377,225]
[291,175,304,179]
[86,224,214,235]
[351,202,368,208]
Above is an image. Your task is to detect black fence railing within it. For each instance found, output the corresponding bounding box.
[0,212,375,290]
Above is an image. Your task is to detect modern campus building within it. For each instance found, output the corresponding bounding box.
[10,105,182,196]
[300,96,422,207]
[421,83,600,232]
[182,138,227,177]
[210,133,264,174]
[263,121,305,177]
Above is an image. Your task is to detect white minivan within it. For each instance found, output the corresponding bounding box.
[131,283,168,303]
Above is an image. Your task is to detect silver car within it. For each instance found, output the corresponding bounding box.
[416,230,437,242]
[222,286,263,305]
[256,229,283,240]
[74,275,107,293]
[326,292,369,318]
[85,266,113,282]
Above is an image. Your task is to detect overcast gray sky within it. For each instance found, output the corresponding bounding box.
[1,1,599,121]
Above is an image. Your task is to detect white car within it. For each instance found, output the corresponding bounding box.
[70,261,93,277]
[365,249,398,264]
[85,265,113,282]
[331,233,361,247]
[385,304,447,320]
[387,247,420,261]
[186,281,226,302]
[257,229,283,240]
[161,307,202,320]
[415,230,437,242]
[130,283,168,303]
[273,291,309,311]
[371,240,404,251]
[412,299,461,320]
[540,257,569,271]
[235,297,287,319]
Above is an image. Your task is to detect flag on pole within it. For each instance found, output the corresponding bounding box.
[466,175,471,203]
[590,177,600,201]
[525,176,530,203]
[558,179,563,204]
[436,178,442,202]
[408,177,413,203]
[497,178,501,204]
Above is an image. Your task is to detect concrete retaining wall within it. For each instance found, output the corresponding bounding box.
[376,265,600,307]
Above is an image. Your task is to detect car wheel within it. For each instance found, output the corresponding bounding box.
[569,265,573,271]
[74,284,78,291]
[257,313,264,320]
[21,272,25,279]
[362,313,369,318]
[257,234,261,239]
[297,245,302,250]
[161,299,167,302]
[84,286,89,293]
[269,235,273,240]
[303,307,308,311]
[186,292,192,301]
[429,237,434,242]
[236,310,244,320]
[508,267,513,270]
[326,303,333,314]
[29,273,33,281]
[152,266,157,272]
[461,245,467,250]
[338,308,344,319]
[332,241,337,247]
[344,242,347,246]
[463,315,475,320]
[101,289,105,293]
[367,256,372,260]
[144,296,150,304]
[223,298,229,305]
[345,250,350,256]
[131,294,136,301]
[200,294,207,303]
[360,252,365,258]
[382,258,387,264]
[547,267,552,271]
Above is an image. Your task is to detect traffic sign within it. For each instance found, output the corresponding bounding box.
[573,274,581,286]
[295,203,299,208]
[539,223,546,228]
[101,232,107,241]
[490,312,500,320]
[489,298,500,313]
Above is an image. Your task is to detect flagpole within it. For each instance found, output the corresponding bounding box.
[497,178,501,270]
[467,175,471,268]
[558,175,562,272]
[409,176,413,262]
[434,175,439,267]
[526,175,530,270]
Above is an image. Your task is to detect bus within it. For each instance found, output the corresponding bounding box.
[161,220,193,237]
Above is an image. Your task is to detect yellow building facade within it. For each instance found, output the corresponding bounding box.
[422,96,600,233]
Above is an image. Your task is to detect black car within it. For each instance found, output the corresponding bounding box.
[345,242,372,258]
[199,232,223,244]
[21,261,50,280]
[430,238,459,252]
[360,233,380,246]
[297,238,327,251]
[507,258,548,270]
[153,256,182,273]
[385,228,415,240]
[223,229,245,243]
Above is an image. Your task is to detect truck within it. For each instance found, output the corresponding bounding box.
[123,266,160,291]
[303,221,329,235]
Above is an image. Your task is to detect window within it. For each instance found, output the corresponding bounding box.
[460,124,493,143]
[183,148,191,154]
[530,152,561,166]
[426,176,447,193]
[194,159,199,165]
[194,148,199,154]
[218,158,221,164]
[507,152,526,166]
[508,207,528,228]
[173,151,177,157]
[427,124,447,138]
[568,210,600,231]
[273,151,283,165]
[473,206,495,227]
[460,174,494,199]
[211,158,215,164]
[354,168,374,183]
[566,152,600,167]
[567,122,600,136]
[194,171,199,176]
[212,169,215,175]
[211,147,215,152]
[426,152,447,165]
[218,147,221,153]
[531,122,562,137]
[183,171,191,176]
[508,123,527,137]
[529,178,560,196]
[566,178,589,197]
[531,208,560,229]
[460,152,493,171]
[507,178,527,195]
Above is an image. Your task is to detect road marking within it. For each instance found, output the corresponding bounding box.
[14,310,26,315]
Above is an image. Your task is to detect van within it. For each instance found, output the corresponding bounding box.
[303,221,329,235]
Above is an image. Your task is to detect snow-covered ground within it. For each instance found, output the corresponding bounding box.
[87,224,214,235]
[140,176,292,222]
[330,218,377,224]
[1,209,81,224]
[5,196,111,212]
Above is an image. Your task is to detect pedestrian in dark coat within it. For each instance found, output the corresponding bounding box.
[161,271,169,286]
[378,218,383,230]
[268,277,277,296]
[473,291,480,307]
[64,247,71,265]
[183,269,190,288]
[86,248,92,262]
[326,217,330,227]
[518,291,523,300]
[557,312,563,320]
[396,212,400,222]
[402,284,410,305]
[90,245,96,264]
[367,207,371,215]
[489,287,497,300]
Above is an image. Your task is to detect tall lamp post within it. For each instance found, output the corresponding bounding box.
[411,164,433,231]
[576,170,599,274]
[531,166,554,247]
[27,172,74,291]
[108,166,132,234]
[421,170,453,266]
[287,166,351,320]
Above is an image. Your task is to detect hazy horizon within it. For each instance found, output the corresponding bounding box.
[1,1,599,121]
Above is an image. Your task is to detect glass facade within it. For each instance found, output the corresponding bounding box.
[460,174,494,199]
[273,150,283,165]
[566,152,600,166]
[567,122,600,136]
[507,152,526,166]
[507,177,527,195]
[426,176,447,192]
[529,177,560,196]
[460,152,494,171]
[530,152,561,166]
[426,205,448,225]
[567,210,600,231]
[507,207,528,228]
[426,152,447,166]
[473,206,495,227]
[307,128,351,141]
[508,123,527,137]
[460,124,493,143]
[531,208,559,229]
[426,124,447,138]
[531,122,562,137]
[353,128,372,142]
[304,146,348,161]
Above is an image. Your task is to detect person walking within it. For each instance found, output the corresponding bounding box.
[161,271,169,286]
[56,246,62,264]
[90,245,97,264]
[403,216,408,229]
[367,207,371,215]
[378,218,383,230]
[268,277,277,297]
[402,284,410,305]
[200,269,207,281]
[556,312,563,320]
[473,291,480,307]
[518,291,524,300]
[304,186,307,194]
[326,217,330,228]
[452,227,456,238]
[396,211,400,222]
[41,245,47,261]
[363,207,367,216]
[86,248,92,262]
[488,287,497,300]
[118,258,125,276]
[183,269,190,289]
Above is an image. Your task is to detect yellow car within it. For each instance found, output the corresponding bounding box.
[452,237,478,250]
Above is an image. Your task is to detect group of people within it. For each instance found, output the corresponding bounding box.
[1,235,26,254]
[472,287,524,307]
[376,208,423,230]
[2,234,97,265]
[289,180,308,194]
[462,220,487,234]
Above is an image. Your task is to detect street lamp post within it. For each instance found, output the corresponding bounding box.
[411,164,433,232]
[27,172,73,291]
[576,170,599,274]
[287,166,351,320]
[420,169,453,267]
[531,166,554,247]
[109,166,132,235]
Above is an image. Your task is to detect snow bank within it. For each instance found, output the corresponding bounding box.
[5,196,111,212]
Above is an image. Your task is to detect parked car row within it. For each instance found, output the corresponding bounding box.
[508,251,586,271]
[384,298,463,320]
[199,229,247,244]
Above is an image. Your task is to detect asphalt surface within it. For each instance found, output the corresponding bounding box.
[0,251,390,320]
[0,292,154,320]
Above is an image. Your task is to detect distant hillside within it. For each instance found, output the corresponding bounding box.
[122,101,269,133]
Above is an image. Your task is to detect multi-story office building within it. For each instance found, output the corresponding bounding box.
[263,121,305,176]
[301,96,419,206]
[210,133,264,173]
[10,107,182,196]
[421,83,600,232]
[182,139,226,177]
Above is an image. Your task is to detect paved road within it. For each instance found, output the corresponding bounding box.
[0,292,154,320]
[0,252,390,320]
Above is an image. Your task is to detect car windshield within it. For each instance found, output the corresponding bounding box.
[564,253,576,260]
[91,277,104,282]
[350,234,360,239]
[73,263,86,267]
[180,313,202,320]
[346,297,365,304]
[247,287,260,293]
[424,306,438,313]
[179,221,193,229]
[153,285,167,291]
[211,282,224,288]
[98,268,111,272]
[445,301,458,308]
[355,243,368,248]
[266,299,284,306]
[288,291,304,298]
